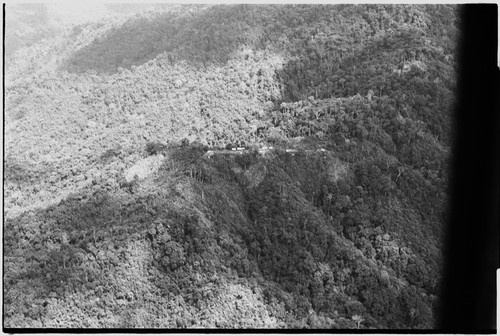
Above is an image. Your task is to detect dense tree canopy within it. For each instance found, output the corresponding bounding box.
[4,4,457,329]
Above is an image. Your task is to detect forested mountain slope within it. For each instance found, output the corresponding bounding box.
[4,4,458,329]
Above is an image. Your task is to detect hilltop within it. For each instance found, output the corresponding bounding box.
[4,4,457,329]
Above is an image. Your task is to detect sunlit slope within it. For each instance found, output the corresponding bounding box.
[5,49,284,218]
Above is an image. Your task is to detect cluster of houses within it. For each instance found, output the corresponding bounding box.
[205,144,327,158]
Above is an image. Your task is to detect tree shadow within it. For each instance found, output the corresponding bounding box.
[4,159,56,186]
[64,5,254,74]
